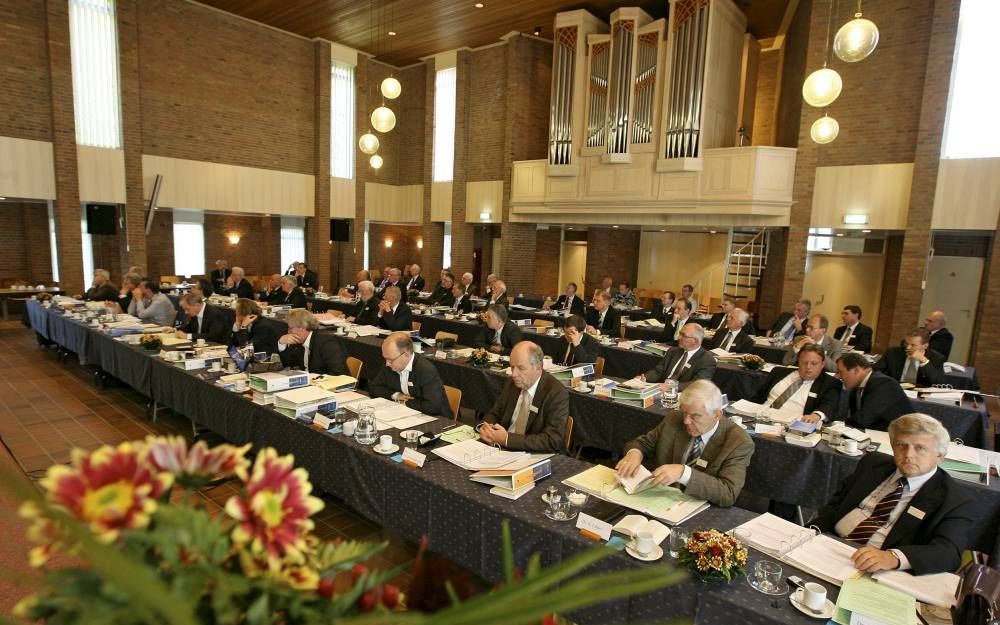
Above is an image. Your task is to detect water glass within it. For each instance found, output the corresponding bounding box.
[668,528,690,559]
[661,379,679,408]
[753,560,783,594]
[332,408,347,428]
[354,405,378,445]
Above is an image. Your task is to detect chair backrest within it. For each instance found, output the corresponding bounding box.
[337,288,352,298]
[160,275,181,285]
[412,321,422,333]
[346,356,363,380]
[2,278,29,288]
[444,385,462,420]
[565,415,575,451]
[435,331,458,342]
[534,319,555,328]
[166,309,178,327]
[594,356,605,376]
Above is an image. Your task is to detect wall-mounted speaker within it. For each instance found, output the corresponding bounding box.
[86,204,117,235]
[330,219,351,242]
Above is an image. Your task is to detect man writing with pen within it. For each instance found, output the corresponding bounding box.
[369,332,452,418]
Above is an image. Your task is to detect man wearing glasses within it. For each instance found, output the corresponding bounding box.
[637,323,717,391]
[370,332,451,418]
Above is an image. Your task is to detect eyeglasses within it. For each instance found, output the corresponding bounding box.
[384,351,409,365]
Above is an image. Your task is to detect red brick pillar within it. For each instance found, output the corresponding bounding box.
[116,0,147,278]
[309,40,332,290]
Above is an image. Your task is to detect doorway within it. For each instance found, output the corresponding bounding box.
[922,255,984,364]
[558,241,587,295]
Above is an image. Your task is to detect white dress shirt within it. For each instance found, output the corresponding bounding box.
[667,346,701,379]
[278,331,313,371]
[507,376,541,435]
[764,371,819,418]
[391,353,416,400]
[678,419,721,485]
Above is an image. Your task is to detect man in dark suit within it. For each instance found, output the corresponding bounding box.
[837,352,913,431]
[585,291,621,336]
[209,260,230,292]
[656,291,677,326]
[231,298,279,356]
[811,413,974,575]
[923,311,953,361]
[347,281,380,326]
[483,274,498,301]
[259,274,284,304]
[431,273,456,306]
[706,308,755,353]
[473,304,523,354]
[834,305,874,353]
[782,314,843,372]
[487,279,509,309]
[116,273,142,313]
[176,293,232,345]
[546,282,586,316]
[640,323,717,391]
[384,268,408,304]
[449,283,473,314]
[82,268,119,302]
[460,272,477,297]
[659,298,692,344]
[754,343,842,424]
[369,332,451,418]
[277,310,347,375]
[220,266,254,300]
[617,380,753,507]
[556,315,600,366]
[767,299,811,341]
[376,286,412,331]
[876,328,946,387]
[478,342,568,453]
[294,262,319,291]
[274,276,307,308]
[708,297,738,333]
[405,264,426,293]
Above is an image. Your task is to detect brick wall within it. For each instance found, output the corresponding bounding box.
[533,226,561,295]
[584,228,641,295]
[774,0,810,148]
[752,49,779,146]
[971,219,1000,394]
[0,0,51,141]
[202,214,280,279]
[367,223,423,273]
[0,204,29,282]
[117,0,147,276]
[874,235,904,352]
[145,210,175,281]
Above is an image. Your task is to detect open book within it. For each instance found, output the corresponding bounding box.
[563,465,708,525]
[616,464,656,495]
[613,514,670,545]
[433,439,552,471]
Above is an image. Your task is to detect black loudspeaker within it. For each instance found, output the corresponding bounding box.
[86,204,118,235]
[330,219,350,242]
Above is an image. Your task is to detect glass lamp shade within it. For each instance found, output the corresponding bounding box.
[371,106,396,133]
[358,133,380,155]
[802,68,843,107]
[834,16,879,63]
[810,115,840,144]
[380,77,402,99]
[369,154,384,169]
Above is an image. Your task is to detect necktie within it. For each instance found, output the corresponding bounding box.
[563,297,570,312]
[563,343,573,366]
[510,391,532,435]
[685,436,704,467]
[770,378,804,409]
[902,359,918,384]
[674,322,682,341]
[667,352,689,380]
[854,385,866,414]
[783,319,796,341]
[717,316,727,331]
[722,331,735,351]
[846,477,906,543]
[493,329,502,345]
[399,368,409,396]
[598,312,605,329]
[303,341,311,373]
[842,326,853,346]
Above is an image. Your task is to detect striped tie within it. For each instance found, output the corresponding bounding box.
[685,436,704,467]
[846,478,906,543]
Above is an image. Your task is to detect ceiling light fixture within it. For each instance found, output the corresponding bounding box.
[475,2,483,7]
[359,132,380,154]
[388,30,396,36]
[804,0,843,144]
[532,26,542,36]
[370,154,384,169]
[834,1,879,63]
[810,115,840,144]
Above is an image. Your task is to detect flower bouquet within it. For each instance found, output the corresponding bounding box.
[139,334,162,351]
[740,353,766,371]
[468,348,492,367]
[677,529,748,582]
[5,436,685,625]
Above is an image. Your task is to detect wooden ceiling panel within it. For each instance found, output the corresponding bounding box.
[196,0,790,66]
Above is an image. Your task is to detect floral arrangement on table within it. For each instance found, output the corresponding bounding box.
[468,348,492,367]
[677,529,748,582]
[36,292,53,302]
[4,436,683,625]
[139,334,162,351]
[740,353,766,371]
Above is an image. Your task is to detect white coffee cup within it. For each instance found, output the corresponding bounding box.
[343,420,357,436]
[802,582,826,611]
[575,382,589,392]
[841,439,859,454]
[196,338,206,347]
[210,361,222,372]
[413,342,423,353]
[730,415,743,427]
[379,435,393,451]
[234,379,247,392]
[634,530,655,557]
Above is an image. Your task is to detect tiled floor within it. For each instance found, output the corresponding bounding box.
[0,319,419,592]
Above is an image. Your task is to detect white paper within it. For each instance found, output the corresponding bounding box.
[783,534,859,585]
[576,513,613,541]
[943,362,966,373]
[755,424,782,436]
[729,399,764,416]
[872,570,959,608]
[401,447,427,467]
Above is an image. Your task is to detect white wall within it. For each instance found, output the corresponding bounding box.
[637,231,729,302]
[802,252,885,336]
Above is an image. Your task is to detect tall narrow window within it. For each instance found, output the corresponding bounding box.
[942,0,1000,159]
[432,67,457,182]
[280,217,306,274]
[81,213,94,287]
[48,203,60,283]
[69,0,122,148]
[172,210,205,277]
[331,61,356,178]
[442,222,452,270]
[363,221,370,272]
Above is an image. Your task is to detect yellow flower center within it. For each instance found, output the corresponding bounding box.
[82,481,135,520]
[256,490,286,528]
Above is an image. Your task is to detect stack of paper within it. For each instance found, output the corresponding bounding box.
[637,342,672,356]
[432,439,541,471]
[833,577,916,625]
[916,388,964,405]
[783,534,860,586]
[312,374,358,392]
[728,399,764,417]
[871,570,959,609]
[731,513,817,557]
[563,465,708,525]
[348,397,436,430]
[273,386,338,418]
[611,379,661,408]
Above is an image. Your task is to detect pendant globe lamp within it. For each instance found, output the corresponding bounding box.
[834,2,879,63]
[358,132,380,155]
[810,115,840,144]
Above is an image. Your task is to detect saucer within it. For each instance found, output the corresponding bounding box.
[747,574,789,596]
[373,443,400,455]
[835,446,864,457]
[626,543,664,562]
[789,590,834,619]
[543,508,578,521]
[574,386,592,394]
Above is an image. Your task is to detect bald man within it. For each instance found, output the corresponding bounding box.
[922,311,953,361]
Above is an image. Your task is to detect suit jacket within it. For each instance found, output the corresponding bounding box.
[384,280,409,304]
[84,283,119,302]
[555,333,600,366]
[278,332,347,375]
[846,371,914,430]
[463,283,478,297]
[231,321,279,356]
[352,297,380,326]
[378,304,413,331]
[875,346,946,387]
[483,372,569,453]
[658,316,691,345]
[812,453,975,575]
[585,306,621,336]
[655,306,676,327]
[781,335,843,372]
[369,354,450,418]
[753,367,843,420]
[769,312,807,339]
[473,321,524,353]
[210,268,230,290]
[551,295,585,316]
[222,278,254,300]
[624,413,754,507]
[297,270,319,290]
[488,292,509,309]
[644,347,717,390]
[928,328,953,362]
[274,287,307,308]
[706,328,755,353]
[404,275,426,292]
[435,291,456,308]
[260,287,283,305]
[429,282,447,302]
[450,294,473,314]
[833,323,874,353]
[179,305,232,345]
[708,312,729,332]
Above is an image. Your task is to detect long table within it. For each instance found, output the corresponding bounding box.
[28,300,855,625]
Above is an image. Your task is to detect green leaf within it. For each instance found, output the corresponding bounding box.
[246,593,270,625]
[311,539,388,573]
[501,521,515,585]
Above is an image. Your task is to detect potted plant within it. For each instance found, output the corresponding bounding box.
[468,348,492,368]
[676,529,748,583]
[139,334,162,351]
[740,354,766,371]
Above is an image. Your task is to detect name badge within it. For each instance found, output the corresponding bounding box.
[529,405,539,413]
[808,392,817,398]
[576,513,613,541]
[908,507,926,520]
[402,448,427,468]
[695,458,709,468]
[407,381,414,387]
[435,350,447,359]
[682,363,691,369]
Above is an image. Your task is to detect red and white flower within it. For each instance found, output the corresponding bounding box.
[146,435,251,487]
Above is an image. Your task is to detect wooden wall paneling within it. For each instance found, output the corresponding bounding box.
[430,181,453,221]
[329,176,355,218]
[811,163,914,230]
[464,180,503,223]
[700,0,748,151]
[77,146,126,204]
[0,136,56,200]
[932,157,1000,230]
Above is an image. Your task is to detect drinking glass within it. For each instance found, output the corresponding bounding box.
[354,405,378,445]
[668,528,690,559]
[754,560,783,594]
[662,379,679,408]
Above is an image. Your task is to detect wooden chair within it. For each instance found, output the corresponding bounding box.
[594,356,605,376]
[412,321,421,333]
[2,279,29,288]
[565,415,575,453]
[435,331,458,343]
[346,356,363,380]
[444,385,462,421]
[534,319,555,328]
[159,275,181,285]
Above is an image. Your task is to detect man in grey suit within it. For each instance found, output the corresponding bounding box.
[616,380,754,507]
[782,313,843,372]
[639,323,717,390]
